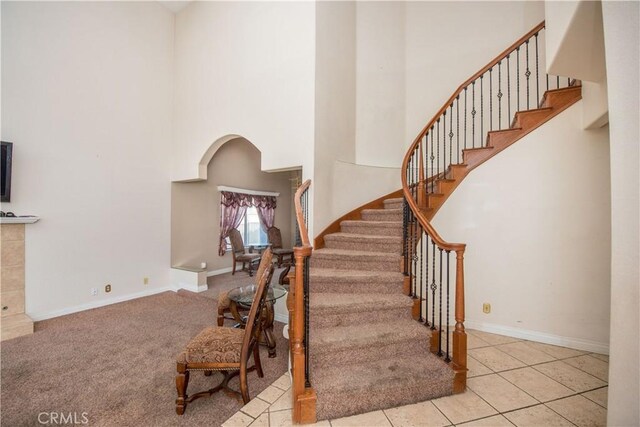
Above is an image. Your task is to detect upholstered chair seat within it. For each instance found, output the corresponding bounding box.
[267,227,294,267]
[229,229,261,276]
[176,327,244,365]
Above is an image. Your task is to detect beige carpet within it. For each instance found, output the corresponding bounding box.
[1,290,288,427]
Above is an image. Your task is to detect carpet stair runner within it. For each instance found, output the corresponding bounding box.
[309,197,454,421]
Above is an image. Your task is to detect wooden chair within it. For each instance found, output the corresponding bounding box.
[267,226,294,267]
[176,249,275,414]
[217,246,274,327]
[229,228,261,276]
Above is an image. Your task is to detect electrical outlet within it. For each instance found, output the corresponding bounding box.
[143,277,149,285]
[105,284,112,293]
[483,303,491,314]
[90,288,98,296]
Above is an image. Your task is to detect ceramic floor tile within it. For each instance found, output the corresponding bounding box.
[270,410,330,427]
[499,367,574,402]
[504,404,574,426]
[582,387,608,408]
[563,355,609,381]
[269,388,293,412]
[241,397,270,418]
[466,330,521,346]
[468,347,526,372]
[467,356,493,378]
[331,410,392,427]
[466,333,492,349]
[523,341,586,359]
[249,412,269,427]
[432,390,497,425]
[456,415,514,426]
[272,373,292,391]
[383,400,450,427]
[533,361,606,393]
[589,353,609,363]
[467,374,538,413]
[496,341,556,365]
[546,395,607,427]
[223,411,255,427]
[257,385,286,404]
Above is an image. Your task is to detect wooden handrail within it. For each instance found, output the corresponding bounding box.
[402,21,546,251]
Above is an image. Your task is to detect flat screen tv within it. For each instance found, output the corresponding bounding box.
[1,141,13,202]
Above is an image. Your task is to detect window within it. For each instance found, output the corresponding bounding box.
[238,207,267,246]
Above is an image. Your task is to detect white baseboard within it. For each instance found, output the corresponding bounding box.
[465,319,609,354]
[207,267,233,277]
[274,313,289,324]
[29,286,176,322]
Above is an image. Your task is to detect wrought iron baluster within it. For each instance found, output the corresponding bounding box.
[449,104,453,167]
[472,82,476,148]
[436,119,440,178]
[507,54,511,125]
[567,77,571,87]
[526,40,531,109]
[535,33,540,106]
[557,75,560,89]
[303,255,311,387]
[430,240,436,330]
[442,112,447,177]
[480,75,484,146]
[430,127,435,186]
[498,60,503,130]
[445,250,451,363]
[489,68,493,132]
[425,234,430,326]
[456,96,460,164]
[412,206,417,298]
[402,200,408,278]
[438,248,443,357]
[517,47,520,111]
[464,88,468,150]
[419,227,424,322]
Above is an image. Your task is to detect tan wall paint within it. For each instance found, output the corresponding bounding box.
[171,139,293,273]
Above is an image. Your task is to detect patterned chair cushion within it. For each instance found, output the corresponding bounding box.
[272,248,293,256]
[235,252,261,262]
[178,327,244,364]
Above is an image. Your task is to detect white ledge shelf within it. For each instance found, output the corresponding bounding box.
[0,216,40,224]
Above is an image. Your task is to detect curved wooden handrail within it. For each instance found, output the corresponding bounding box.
[294,179,311,247]
[402,21,545,251]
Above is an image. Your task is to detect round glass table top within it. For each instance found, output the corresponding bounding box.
[227,284,288,306]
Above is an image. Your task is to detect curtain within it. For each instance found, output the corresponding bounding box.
[254,195,277,232]
[218,191,252,256]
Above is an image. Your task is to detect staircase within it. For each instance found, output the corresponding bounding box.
[289,21,582,423]
[308,199,454,420]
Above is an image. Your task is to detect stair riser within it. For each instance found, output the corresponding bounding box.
[361,211,402,222]
[315,378,453,421]
[514,110,553,129]
[384,201,403,210]
[310,280,402,294]
[311,257,400,272]
[340,224,402,237]
[310,338,429,371]
[324,239,402,254]
[310,307,412,329]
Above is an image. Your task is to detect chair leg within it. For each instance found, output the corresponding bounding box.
[176,363,190,415]
[277,255,282,268]
[217,308,225,327]
[232,261,236,275]
[240,367,250,404]
[253,344,264,378]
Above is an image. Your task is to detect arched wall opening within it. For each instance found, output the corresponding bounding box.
[171,135,301,277]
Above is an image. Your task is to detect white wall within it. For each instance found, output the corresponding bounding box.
[172,1,316,182]
[601,2,640,424]
[432,102,611,352]
[313,1,357,233]
[0,2,174,319]
[355,2,406,168]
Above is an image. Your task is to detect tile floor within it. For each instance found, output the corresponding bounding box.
[222,329,608,427]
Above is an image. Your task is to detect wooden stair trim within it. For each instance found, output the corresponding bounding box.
[314,189,404,249]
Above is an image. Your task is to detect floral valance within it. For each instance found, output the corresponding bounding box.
[220,191,277,209]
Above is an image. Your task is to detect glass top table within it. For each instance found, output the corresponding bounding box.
[227,283,287,307]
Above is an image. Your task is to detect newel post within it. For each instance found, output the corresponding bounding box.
[452,248,468,393]
[292,245,316,424]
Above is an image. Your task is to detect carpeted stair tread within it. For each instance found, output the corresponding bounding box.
[309,293,412,314]
[384,197,404,205]
[323,233,402,244]
[312,248,401,261]
[313,356,454,420]
[310,320,430,354]
[340,220,402,227]
[309,267,404,282]
[323,233,402,253]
